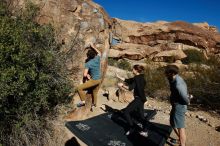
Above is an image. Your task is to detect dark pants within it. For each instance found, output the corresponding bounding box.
[124,98,146,130]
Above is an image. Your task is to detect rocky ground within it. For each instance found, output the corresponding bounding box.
[52,91,220,146]
[50,66,220,146]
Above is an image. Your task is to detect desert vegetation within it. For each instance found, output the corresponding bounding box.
[144,64,169,98]
[1,0,220,145]
[108,58,131,70]
[183,56,220,110]
[0,2,72,145]
[182,49,207,64]
[144,50,220,111]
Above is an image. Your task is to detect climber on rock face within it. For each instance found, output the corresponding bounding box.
[76,43,101,111]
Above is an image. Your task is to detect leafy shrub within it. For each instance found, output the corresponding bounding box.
[144,64,168,97]
[117,59,131,70]
[182,56,220,110]
[108,58,131,71]
[182,49,206,64]
[0,2,71,145]
[108,58,118,66]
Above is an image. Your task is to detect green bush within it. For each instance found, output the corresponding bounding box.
[181,49,220,110]
[0,2,71,145]
[108,58,118,66]
[183,56,220,109]
[108,58,131,71]
[117,59,131,70]
[182,49,206,64]
[144,65,168,97]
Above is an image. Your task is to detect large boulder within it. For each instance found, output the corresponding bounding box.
[153,49,187,62]
[7,0,220,69]
[7,0,112,83]
[109,43,161,60]
[193,22,219,33]
[111,18,220,63]
[6,0,113,120]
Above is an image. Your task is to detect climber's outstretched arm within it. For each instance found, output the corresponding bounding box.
[90,43,101,56]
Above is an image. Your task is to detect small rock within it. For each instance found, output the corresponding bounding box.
[215,126,220,132]
[190,113,195,117]
[185,112,191,117]
[196,115,208,123]
[202,118,208,123]
[212,111,217,114]
[158,107,162,111]
[107,99,113,103]
[196,115,204,119]
[208,123,215,128]
[164,110,170,114]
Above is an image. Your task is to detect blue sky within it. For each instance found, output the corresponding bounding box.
[93,0,220,31]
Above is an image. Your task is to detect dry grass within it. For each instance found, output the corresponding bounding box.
[1,103,75,146]
[101,77,118,89]
[182,63,220,110]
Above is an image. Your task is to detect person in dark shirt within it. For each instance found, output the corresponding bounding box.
[165,65,189,146]
[116,64,148,137]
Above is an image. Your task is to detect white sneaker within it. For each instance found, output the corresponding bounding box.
[139,131,148,137]
[137,123,143,129]
[125,131,131,136]
[125,128,135,136]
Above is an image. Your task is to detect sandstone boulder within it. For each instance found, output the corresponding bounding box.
[111,18,220,63]
[153,49,187,62]
[7,0,112,83]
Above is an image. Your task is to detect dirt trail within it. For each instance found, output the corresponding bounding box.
[53,92,220,146]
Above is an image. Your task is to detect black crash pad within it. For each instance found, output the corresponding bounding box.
[66,109,172,146]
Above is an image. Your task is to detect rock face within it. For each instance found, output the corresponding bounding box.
[6,0,112,84]
[6,0,113,120]
[6,0,220,71]
[5,0,220,121]
[111,18,220,62]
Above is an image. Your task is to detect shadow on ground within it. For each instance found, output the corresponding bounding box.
[65,137,80,146]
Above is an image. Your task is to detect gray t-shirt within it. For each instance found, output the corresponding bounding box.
[85,55,101,80]
[169,75,189,105]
